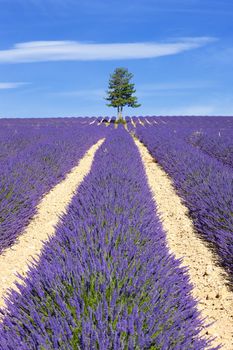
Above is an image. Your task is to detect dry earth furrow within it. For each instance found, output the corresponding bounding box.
[130,117,136,128]
[0,139,105,310]
[134,137,233,350]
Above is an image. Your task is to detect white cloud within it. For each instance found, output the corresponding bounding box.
[0,37,216,63]
[0,82,28,89]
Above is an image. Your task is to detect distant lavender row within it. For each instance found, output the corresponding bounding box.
[135,118,233,285]
[188,132,233,168]
[132,116,233,168]
[151,116,233,168]
[0,118,108,253]
[185,118,233,168]
[0,118,97,163]
[0,128,214,350]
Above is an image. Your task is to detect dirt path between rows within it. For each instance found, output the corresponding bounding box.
[0,139,104,310]
[134,137,233,350]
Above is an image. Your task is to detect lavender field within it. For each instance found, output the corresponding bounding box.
[134,116,233,284]
[0,117,232,349]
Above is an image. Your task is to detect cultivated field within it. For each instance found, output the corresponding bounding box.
[0,116,232,349]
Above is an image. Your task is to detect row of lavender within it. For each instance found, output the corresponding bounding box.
[184,117,233,168]
[142,116,233,168]
[0,118,109,253]
[135,117,233,285]
[130,116,233,168]
[0,128,214,349]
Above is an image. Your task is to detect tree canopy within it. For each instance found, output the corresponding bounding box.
[105,67,141,119]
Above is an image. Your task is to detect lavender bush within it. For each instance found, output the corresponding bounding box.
[135,117,233,285]
[0,127,215,349]
[0,118,108,253]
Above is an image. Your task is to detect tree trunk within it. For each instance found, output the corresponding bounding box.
[117,106,123,120]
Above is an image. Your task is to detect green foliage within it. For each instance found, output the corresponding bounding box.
[105,67,141,118]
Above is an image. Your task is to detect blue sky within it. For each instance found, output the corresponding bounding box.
[0,0,233,117]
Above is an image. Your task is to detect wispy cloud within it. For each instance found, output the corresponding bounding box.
[0,37,216,63]
[0,82,28,89]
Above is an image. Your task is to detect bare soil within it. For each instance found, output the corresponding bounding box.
[134,137,233,350]
[0,139,104,310]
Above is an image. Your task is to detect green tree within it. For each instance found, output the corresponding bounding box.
[105,67,141,120]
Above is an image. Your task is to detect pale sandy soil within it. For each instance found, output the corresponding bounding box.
[138,118,145,126]
[89,120,96,125]
[1,131,232,349]
[130,117,136,128]
[97,117,105,126]
[134,137,233,350]
[145,118,152,125]
[124,123,129,131]
[0,139,104,311]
